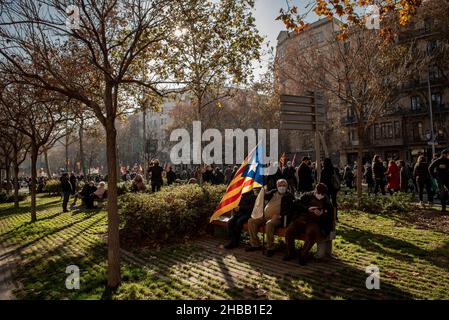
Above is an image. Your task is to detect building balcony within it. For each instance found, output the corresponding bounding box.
[370,137,404,147]
[341,115,356,125]
[401,78,446,92]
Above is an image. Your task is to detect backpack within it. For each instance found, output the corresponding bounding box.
[332,169,341,191]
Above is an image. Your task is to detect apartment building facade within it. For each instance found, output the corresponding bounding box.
[342,16,449,165]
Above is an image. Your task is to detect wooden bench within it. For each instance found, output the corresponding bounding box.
[93,190,108,209]
[211,209,337,244]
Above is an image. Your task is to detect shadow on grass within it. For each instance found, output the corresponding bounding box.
[13,241,109,300]
[0,198,61,219]
[119,237,415,300]
[0,210,103,261]
[338,224,449,272]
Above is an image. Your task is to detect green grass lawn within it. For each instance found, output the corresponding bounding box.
[1,194,448,300]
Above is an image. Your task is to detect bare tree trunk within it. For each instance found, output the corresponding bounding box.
[5,161,11,195]
[105,86,121,289]
[44,148,52,178]
[356,125,365,204]
[79,118,86,177]
[13,155,20,209]
[65,134,69,172]
[30,145,38,222]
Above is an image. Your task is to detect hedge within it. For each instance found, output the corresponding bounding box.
[339,191,413,214]
[119,184,226,245]
[43,179,61,195]
[0,192,28,203]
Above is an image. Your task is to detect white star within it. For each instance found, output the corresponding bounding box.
[248,161,258,174]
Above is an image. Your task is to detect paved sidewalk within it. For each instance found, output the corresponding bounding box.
[0,243,20,300]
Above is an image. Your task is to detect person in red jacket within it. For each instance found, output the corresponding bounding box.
[387,160,400,195]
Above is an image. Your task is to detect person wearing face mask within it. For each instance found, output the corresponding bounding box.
[283,183,333,264]
[246,179,295,257]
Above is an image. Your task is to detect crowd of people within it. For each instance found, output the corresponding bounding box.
[223,149,449,264]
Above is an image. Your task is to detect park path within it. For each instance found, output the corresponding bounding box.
[0,242,20,300]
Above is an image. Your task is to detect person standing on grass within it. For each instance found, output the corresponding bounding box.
[343,165,354,189]
[372,155,386,195]
[398,160,410,193]
[413,155,433,205]
[364,163,375,194]
[69,172,77,196]
[60,172,72,213]
[387,160,400,195]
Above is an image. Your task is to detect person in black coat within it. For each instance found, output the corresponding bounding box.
[72,181,97,209]
[166,165,176,185]
[428,149,449,212]
[319,158,339,208]
[284,183,333,262]
[413,155,433,204]
[69,172,77,195]
[213,167,225,185]
[149,159,163,192]
[202,165,214,184]
[60,173,73,212]
[224,190,257,249]
[364,163,375,194]
[282,161,297,193]
[372,155,386,195]
[296,157,313,193]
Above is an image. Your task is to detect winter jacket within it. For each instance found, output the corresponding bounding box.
[372,161,386,181]
[428,156,449,182]
[296,163,313,192]
[387,163,400,190]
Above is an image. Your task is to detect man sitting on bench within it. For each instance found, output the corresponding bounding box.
[224,189,257,249]
[246,179,295,257]
[283,183,333,264]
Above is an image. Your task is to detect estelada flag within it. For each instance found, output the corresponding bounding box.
[210,143,265,222]
[279,152,286,167]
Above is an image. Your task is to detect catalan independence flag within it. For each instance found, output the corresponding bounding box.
[209,143,265,222]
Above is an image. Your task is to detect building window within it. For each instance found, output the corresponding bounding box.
[411,96,421,111]
[374,124,380,139]
[386,122,393,139]
[427,40,439,53]
[428,65,442,81]
[381,123,387,139]
[431,92,442,107]
[394,121,401,138]
[413,122,423,141]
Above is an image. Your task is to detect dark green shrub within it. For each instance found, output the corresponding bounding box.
[0,192,28,203]
[43,179,61,195]
[120,184,226,245]
[117,181,132,195]
[338,191,412,214]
